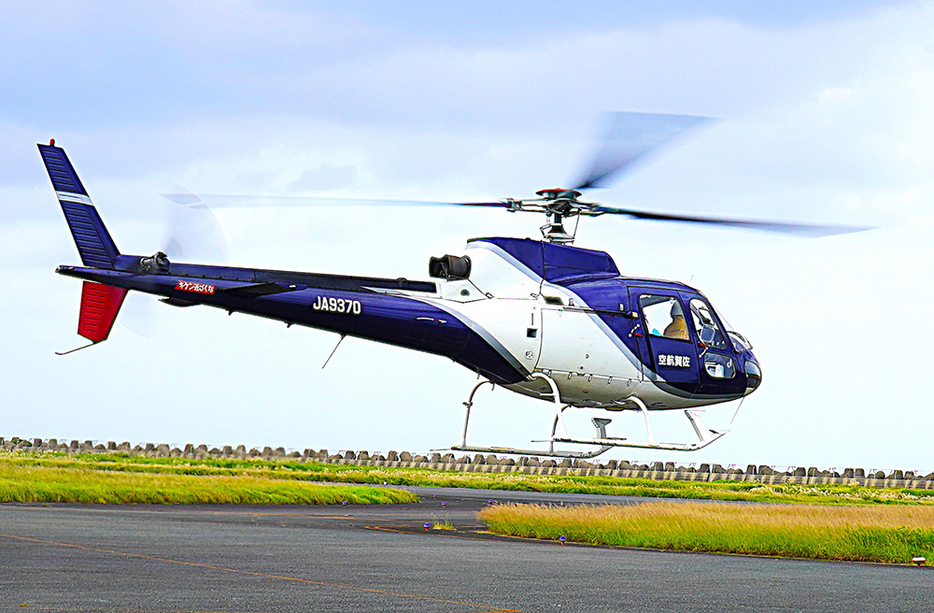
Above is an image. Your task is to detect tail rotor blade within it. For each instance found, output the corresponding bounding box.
[120,186,230,339]
[120,290,159,338]
[160,185,228,262]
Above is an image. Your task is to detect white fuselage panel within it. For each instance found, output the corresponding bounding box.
[420,241,726,410]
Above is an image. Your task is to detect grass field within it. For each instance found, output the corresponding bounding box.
[4,452,932,562]
[0,460,416,505]
[479,502,934,564]
[1,452,932,506]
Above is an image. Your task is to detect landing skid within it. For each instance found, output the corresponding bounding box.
[447,375,728,459]
[449,443,612,460]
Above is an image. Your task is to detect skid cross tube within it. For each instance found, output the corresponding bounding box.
[551,401,729,452]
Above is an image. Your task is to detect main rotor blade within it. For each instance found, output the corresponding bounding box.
[592,205,872,237]
[160,193,510,210]
[573,112,714,191]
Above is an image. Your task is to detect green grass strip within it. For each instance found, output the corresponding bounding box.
[479,502,934,564]
[0,463,416,505]
[3,452,933,506]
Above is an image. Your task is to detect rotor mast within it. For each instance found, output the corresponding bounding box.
[502,188,604,244]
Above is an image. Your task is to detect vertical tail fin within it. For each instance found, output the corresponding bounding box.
[38,142,120,269]
[77,281,128,342]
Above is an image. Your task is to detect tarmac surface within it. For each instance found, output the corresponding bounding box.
[2,486,932,612]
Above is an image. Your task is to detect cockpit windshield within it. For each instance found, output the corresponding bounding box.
[727,330,753,352]
[688,298,728,350]
[696,301,753,352]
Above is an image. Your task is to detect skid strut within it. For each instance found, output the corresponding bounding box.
[450,373,613,459]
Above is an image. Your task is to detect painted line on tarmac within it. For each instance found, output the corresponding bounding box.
[11,606,271,612]
[18,607,510,613]
[0,532,520,613]
[207,511,357,520]
[367,524,491,542]
[11,505,359,521]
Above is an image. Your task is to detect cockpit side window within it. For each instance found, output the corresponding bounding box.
[639,294,689,341]
[689,298,727,350]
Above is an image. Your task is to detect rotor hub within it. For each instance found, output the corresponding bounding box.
[501,188,600,244]
[535,188,582,201]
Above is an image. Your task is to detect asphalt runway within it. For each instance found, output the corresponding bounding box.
[1,486,932,612]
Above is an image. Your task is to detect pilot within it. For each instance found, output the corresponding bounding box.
[663,303,689,340]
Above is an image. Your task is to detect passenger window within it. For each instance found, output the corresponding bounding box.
[689,298,727,350]
[639,295,689,341]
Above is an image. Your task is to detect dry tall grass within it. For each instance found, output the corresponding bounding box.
[479,502,934,563]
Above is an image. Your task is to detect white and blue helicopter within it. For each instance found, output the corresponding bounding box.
[43,113,865,458]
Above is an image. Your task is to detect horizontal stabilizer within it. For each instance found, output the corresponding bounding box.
[220,282,298,298]
[160,297,198,307]
[77,281,127,343]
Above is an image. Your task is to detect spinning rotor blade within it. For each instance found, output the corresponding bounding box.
[573,112,713,190]
[159,193,510,211]
[160,186,229,262]
[120,188,230,339]
[591,205,871,237]
[157,111,871,241]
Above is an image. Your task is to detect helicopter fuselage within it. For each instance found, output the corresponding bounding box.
[42,139,766,454]
[57,236,761,412]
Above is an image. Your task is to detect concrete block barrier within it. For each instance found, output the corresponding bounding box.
[3,436,933,491]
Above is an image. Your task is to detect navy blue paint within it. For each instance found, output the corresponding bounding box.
[471,237,545,276]
[39,145,120,268]
[42,143,753,398]
[561,277,645,365]
[56,265,527,385]
[471,236,757,401]
[470,237,619,283]
[167,262,437,293]
[38,144,88,195]
[541,243,619,283]
[624,287,698,397]
[36,140,520,384]
[557,259,755,401]
[58,200,120,268]
[680,291,748,398]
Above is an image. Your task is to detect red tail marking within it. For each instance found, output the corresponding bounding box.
[77,282,128,343]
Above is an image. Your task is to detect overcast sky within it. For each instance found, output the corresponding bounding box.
[2,1,932,472]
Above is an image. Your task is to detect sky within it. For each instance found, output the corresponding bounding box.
[2,0,932,472]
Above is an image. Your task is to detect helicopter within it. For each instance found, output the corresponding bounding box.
[41,113,867,458]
